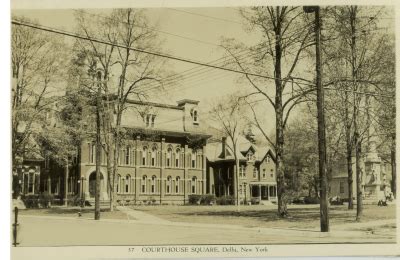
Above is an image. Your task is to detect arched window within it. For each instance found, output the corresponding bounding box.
[175,148,180,168]
[151,146,157,167]
[125,175,131,193]
[192,176,197,194]
[89,143,95,164]
[166,148,172,167]
[191,108,199,124]
[266,155,270,163]
[125,146,131,165]
[141,175,147,193]
[117,174,122,193]
[142,147,147,166]
[191,150,196,168]
[176,176,180,194]
[166,176,172,194]
[151,175,157,194]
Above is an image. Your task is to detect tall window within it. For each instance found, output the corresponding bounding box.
[247,151,254,162]
[192,109,198,124]
[142,147,147,166]
[125,146,130,165]
[262,169,266,179]
[340,181,344,194]
[126,175,131,193]
[191,151,196,168]
[266,155,270,163]
[192,177,197,194]
[166,148,172,167]
[240,165,245,178]
[151,147,157,167]
[176,176,180,194]
[117,175,122,193]
[89,143,95,163]
[141,175,147,193]
[145,114,156,127]
[166,176,172,194]
[28,172,35,193]
[151,176,157,194]
[253,168,257,178]
[145,114,150,127]
[175,148,180,168]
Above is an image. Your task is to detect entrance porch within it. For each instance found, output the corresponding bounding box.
[250,182,277,202]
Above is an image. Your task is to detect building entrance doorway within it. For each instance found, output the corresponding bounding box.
[89,172,104,198]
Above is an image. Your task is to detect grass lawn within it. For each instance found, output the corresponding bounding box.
[132,204,396,231]
[18,206,130,220]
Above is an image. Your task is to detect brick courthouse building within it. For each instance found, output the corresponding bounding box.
[15,97,278,205]
[79,98,210,204]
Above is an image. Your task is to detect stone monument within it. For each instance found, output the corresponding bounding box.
[363,139,384,200]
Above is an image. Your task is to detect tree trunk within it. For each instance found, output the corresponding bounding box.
[315,7,329,232]
[346,139,354,209]
[355,131,363,221]
[107,146,114,211]
[112,111,122,210]
[234,151,240,211]
[349,6,363,222]
[344,91,354,209]
[95,76,102,220]
[274,7,288,218]
[391,135,396,199]
[64,158,69,207]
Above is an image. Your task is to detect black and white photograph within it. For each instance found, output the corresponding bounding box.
[8,0,398,259]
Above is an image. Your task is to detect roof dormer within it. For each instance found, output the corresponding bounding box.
[177,99,200,130]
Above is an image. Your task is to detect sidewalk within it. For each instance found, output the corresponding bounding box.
[116,206,170,224]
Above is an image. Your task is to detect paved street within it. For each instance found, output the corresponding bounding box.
[16,211,395,246]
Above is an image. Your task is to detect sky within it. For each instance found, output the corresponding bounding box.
[12,7,279,136]
[11,4,396,143]
[11,8,259,102]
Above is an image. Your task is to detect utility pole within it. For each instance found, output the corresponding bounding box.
[304,5,329,232]
[95,68,102,220]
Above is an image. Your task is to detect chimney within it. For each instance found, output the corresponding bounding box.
[221,137,227,159]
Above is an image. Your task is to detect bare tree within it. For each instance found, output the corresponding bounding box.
[75,9,173,210]
[12,16,68,196]
[323,6,394,220]
[222,7,315,217]
[209,95,249,209]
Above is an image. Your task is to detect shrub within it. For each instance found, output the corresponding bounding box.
[21,195,39,208]
[201,194,216,205]
[216,195,235,205]
[39,193,54,208]
[188,195,216,205]
[292,197,305,204]
[67,194,82,207]
[188,195,202,205]
[21,193,56,208]
[304,196,319,204]
[250,197,260,205]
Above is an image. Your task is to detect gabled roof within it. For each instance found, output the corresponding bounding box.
[207,137,275,163]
